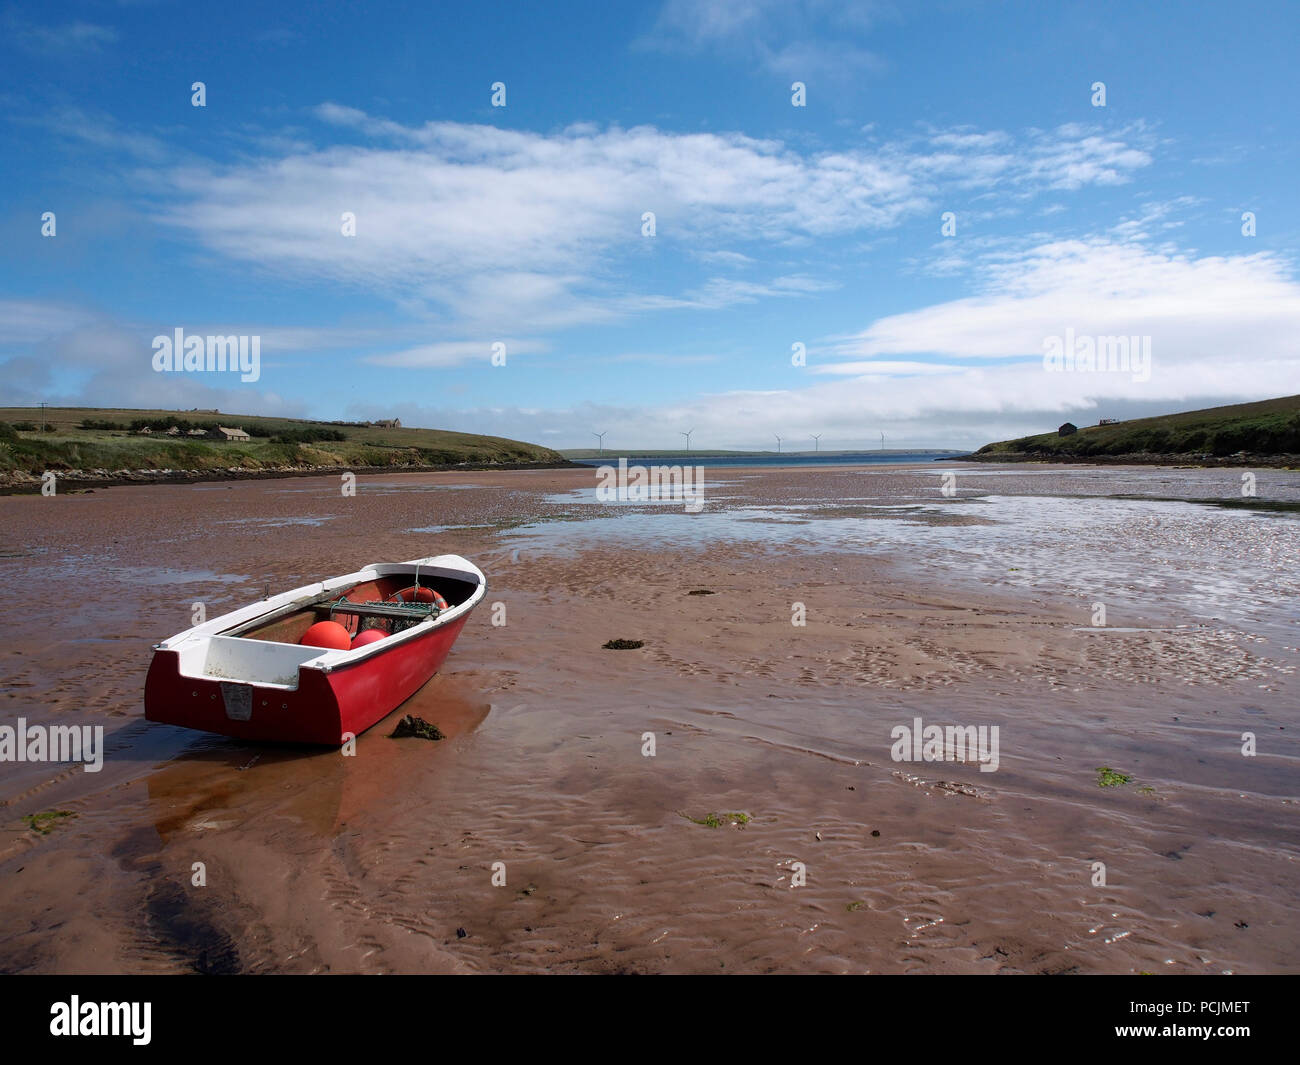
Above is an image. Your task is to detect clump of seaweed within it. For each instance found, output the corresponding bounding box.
[603,638,644,650]
[389,715,444,740]
[1096,766,1133,788]
[687,589,716,596]
[23,810,75,835]
[679,810,751,828]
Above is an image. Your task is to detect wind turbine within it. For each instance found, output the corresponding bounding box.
[811,433,821,453]
[774,434,782,453]
[680,428,694,451]
[592,430,606,456]
[880,432,885,451]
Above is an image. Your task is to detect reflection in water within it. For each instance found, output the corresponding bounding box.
[146,676,491,840]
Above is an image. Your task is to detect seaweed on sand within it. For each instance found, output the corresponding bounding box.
[388,715,444,740]
[23,810,75,835]
[679,811,751,828]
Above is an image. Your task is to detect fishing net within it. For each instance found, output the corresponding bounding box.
[327,597,441,635]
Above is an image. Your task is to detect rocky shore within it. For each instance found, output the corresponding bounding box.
[0,459,579,495]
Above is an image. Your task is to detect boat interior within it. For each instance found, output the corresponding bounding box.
[235,572,480,645]
[165,565,481,689]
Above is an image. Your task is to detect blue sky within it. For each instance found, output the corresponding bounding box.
[3,0,1298,450]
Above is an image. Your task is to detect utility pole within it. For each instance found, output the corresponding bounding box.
[40,402,46,434]
[811,433,821,453]
[680,428,694,452]
[593,431,606,456]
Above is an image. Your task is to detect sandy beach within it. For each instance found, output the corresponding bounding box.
[0,462,1297,974]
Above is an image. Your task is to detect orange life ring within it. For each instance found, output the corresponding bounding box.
[390,586,448,609]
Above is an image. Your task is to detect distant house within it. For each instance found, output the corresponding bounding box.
[1058,422,1078,436]
[135,426,152,435]
[165,426,182,436]
[210,426,251,442]
[374,418,402,429]
[186,428,207,437]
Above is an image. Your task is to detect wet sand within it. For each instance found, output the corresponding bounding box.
[1,463,1297,973]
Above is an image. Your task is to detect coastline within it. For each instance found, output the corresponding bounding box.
[967,452,1300,468]
[6,451,1295,499]
[0,459,580,496]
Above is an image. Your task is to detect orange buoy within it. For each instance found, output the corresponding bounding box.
[300,620,352,650]
[351,628,387,649]
[390,586,448,609]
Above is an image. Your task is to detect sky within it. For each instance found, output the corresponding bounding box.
[2,0,1298,451]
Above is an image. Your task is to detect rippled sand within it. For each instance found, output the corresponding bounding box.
[1,463,1297,973]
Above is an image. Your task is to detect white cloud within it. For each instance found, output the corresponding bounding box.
[929,130,1012,151]
[640,0,893,81]
[629,274,839,312]
[149,114,1150,333]
[0,300,99,345]
[809,360,965,376]
[6,99,1237,449]
[692,249,757,267]
[838,241,1300,368]
[363,339,548,368]
[647,0,776,47]
[388,239,1300,448]
[7,14,118,55]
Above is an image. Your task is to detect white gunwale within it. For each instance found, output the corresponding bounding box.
[153,554,487,686]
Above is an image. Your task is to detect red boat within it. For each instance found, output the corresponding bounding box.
[145,555,486,744]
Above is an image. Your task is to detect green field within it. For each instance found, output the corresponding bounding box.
[0,406,567,484]
[973,395,1300,461]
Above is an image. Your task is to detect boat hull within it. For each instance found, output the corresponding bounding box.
[145,612,471,744]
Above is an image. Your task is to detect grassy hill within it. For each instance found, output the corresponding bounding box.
[973,395,1300,464]
[0,406,569,488]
